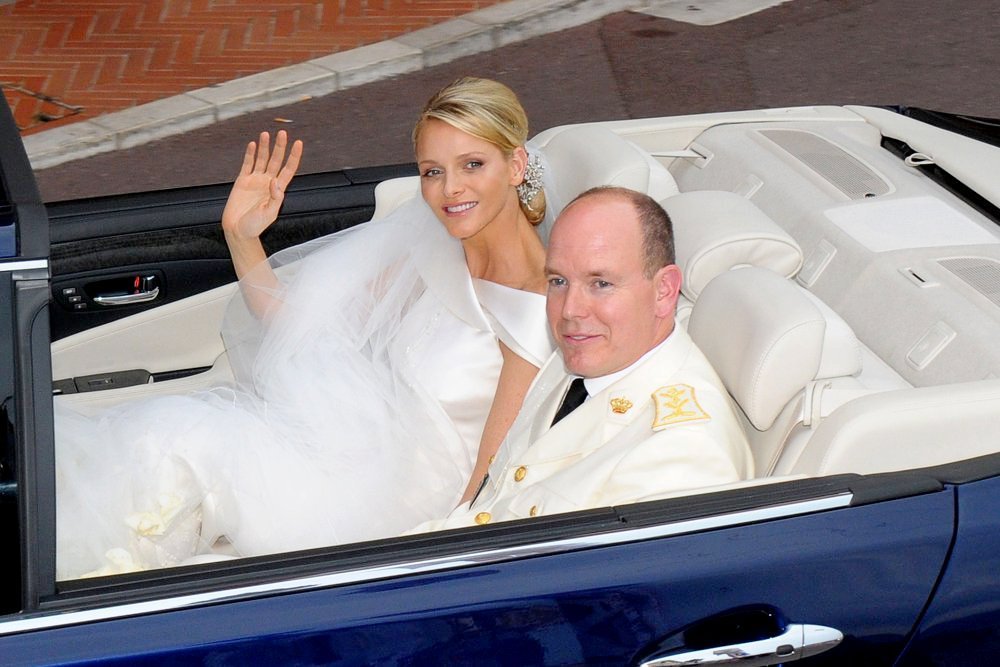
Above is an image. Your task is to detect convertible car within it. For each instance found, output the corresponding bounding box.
[2,99,1000,664]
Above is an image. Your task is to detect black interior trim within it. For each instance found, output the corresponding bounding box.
[44,163,416,242]
[881,135,1000,228]
[45,163,414,339]
[887,106,1000,148]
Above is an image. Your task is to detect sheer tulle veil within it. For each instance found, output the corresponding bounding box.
[55,140,558,579]
[223,138,559,419]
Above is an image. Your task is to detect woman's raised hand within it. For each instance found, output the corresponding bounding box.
[222,130,304,241]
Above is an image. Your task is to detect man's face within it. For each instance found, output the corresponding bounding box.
[545,193,681,378]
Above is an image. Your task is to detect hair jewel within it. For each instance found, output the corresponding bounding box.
[516,153,544,209]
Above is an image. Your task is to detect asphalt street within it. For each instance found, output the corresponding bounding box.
[33,0,1000,202]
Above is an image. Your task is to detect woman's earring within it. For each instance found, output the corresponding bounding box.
[516,153,544,210]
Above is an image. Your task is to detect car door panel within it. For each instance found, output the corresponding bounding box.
[0,487,954,665]
[898,473,1000,663]
[45,165,415,340]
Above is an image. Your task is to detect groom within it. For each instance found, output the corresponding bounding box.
[420,186,752,531]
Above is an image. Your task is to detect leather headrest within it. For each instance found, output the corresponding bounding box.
[531,124,678,213]
[663,191,803,300]
[689,267,825,431]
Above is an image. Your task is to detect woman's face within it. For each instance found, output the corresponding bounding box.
[416,119,526,241]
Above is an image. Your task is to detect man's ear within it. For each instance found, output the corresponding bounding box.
[653,264,683,318]
[509,146,529,186]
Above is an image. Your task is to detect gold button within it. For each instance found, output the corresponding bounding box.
[475,512,492,525]
[514,466,527,482]
[529,506,539,517]
[488,455,495,464]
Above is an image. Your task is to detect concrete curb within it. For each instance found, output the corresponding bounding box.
[24,0,646,170]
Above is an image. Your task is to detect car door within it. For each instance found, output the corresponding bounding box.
[45,163,415,340]
[897,469,1000,664]
[2,463,980,665]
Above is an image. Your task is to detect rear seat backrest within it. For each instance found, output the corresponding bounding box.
[529,124,679,212]
[373,175,420,220]
[782,379,1000,476]
[688,266,863,475]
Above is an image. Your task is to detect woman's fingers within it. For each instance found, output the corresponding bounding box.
[253,131,271,173]
[240,141,257,177]
[247,130,299,182]
[236,131,302,207]
[275,139,303,191]
[266,130,288,176]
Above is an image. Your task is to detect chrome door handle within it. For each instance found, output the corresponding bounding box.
[93,286,160,306]
[640,623,843,666]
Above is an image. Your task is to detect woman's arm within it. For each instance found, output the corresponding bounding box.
[221,130,303,316]
[460,342,540,504]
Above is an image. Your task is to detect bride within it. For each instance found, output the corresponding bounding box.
[54,77,556,578]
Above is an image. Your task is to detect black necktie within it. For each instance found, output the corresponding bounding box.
[551,377,588,426]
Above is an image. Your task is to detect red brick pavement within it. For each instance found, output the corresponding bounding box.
[0,0,507,134]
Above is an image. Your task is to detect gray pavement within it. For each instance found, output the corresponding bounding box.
[32,0,1000,202]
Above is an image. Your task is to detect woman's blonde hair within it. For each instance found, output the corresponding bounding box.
[413,77,546,225]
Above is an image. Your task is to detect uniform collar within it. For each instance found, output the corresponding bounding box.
[581,330,676,398]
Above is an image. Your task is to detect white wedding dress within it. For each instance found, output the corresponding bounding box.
[54,195,553,579]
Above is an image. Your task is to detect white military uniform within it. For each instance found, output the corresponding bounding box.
[417,326,753,531]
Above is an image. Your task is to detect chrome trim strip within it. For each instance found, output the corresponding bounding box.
[0,259,48,272]
[0,493,851,636]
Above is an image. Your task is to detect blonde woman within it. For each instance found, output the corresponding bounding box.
[56,78,555,577]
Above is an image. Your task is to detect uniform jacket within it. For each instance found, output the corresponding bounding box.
[419,326,753,531]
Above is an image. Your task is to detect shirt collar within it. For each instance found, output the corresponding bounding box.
[579,331,674,397]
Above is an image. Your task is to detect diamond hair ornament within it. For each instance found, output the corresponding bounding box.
[516,153,544,210]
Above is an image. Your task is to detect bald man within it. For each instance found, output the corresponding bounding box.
[419,186,752,531]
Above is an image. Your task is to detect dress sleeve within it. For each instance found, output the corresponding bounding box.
[473,279,554,368]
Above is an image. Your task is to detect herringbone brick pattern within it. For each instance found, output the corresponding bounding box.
[0,0,506,134]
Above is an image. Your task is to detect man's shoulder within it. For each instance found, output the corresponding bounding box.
[606,328,725,406]
[605,330,750,466]
[650,383,712,431]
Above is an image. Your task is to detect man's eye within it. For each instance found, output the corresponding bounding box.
[548,277,566,288]
[594,280,612,289]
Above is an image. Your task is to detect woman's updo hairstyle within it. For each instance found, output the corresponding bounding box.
[413,77,546,225]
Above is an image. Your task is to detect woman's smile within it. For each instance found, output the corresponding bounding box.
[445,201,478,215]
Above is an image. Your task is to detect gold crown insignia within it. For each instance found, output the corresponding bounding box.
[610,397,633,414]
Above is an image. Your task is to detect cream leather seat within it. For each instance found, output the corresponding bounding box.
[372,174,421,220]
[778,379,1000,476]
[688,266,866,476]
[527,123,679,210]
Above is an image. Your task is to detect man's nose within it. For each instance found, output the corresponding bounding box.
[560,285,587,319]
